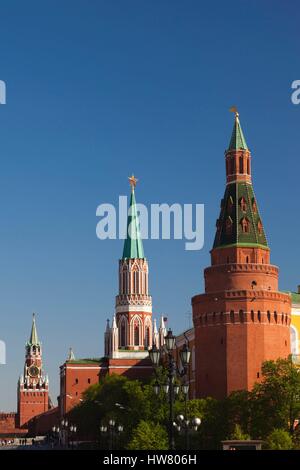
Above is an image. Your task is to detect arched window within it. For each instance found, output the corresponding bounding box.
[258,311,261,323]
[247,159,250,175]
[239,156,244,174]
[230,310,235,323]
[239,310,244,323]
[134,322,140,346]
[226,217,233,236]
[246,256,249,263]
[241,217,250,233]
[274,311,278,324]
[281,313,284,324]
[251,310,254,322]
[267,311,271,323]
[290,325,299,354]
[145,326,150,348]
[252,199,257,214]
[120,319,126,347]
[239,197,247,212]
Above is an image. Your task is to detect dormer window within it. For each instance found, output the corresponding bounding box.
[227,196,233,213]
[240,217,250,233]
[239,197,247,212]
[225,216,233,235]
[257,220,263,235]
[252,199,257,214]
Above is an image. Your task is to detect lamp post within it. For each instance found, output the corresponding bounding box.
[100,420,124,450]
[174,415,201,450]
[69,425,77,449]
[149,329,191,451]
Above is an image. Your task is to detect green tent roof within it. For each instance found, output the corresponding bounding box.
[213,182,268,250]
[122,189,144,259]
[228,115,248,150]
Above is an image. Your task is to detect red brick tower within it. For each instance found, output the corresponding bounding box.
[192,110,291,399]
[17,314,49,427]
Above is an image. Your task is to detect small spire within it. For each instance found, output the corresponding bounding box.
[29,313,39,346]
[67,347,75,361]
[112,315,117,329]
[105,318,110,332]
[122,175,144,259]
[228,106,248,150]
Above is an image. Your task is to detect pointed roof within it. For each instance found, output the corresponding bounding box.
[67,347,75,361]
[29,313,40,346]
[228,110,248,150]
[122,175,145,259]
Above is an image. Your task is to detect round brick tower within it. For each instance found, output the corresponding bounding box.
[192,110,291,399]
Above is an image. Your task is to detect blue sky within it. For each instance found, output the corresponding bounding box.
[0,1,299,410]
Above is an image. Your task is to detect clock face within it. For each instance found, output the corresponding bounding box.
[28,365,39,377]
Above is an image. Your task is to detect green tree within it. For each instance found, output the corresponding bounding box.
[127,420,168,450]
[250,357,300,437]
[265,429,293,450]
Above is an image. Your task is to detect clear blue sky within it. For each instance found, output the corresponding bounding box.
[0,1,299,410]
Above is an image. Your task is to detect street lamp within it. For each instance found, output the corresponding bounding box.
[149,330,191,451]
[174,414,201,449]
[100,420,124,450]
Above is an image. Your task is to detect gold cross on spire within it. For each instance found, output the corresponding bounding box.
[128,174,138,190]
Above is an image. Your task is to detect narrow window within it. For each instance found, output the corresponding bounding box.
[267,311,271,323]
[239,310,244,323]
[247,159,250,174]
[274,312,277,324]
[134,322,140,346]
[230,310,235,323]
[239,156,244,173]
[251,310,254,322]
[88,378,91,384]
[258,311,261,323]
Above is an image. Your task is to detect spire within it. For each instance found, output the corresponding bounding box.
[29,313,40,346]
[228,107,248,150]
[67,347,75,361]
[213,111,268,250]
[122,175,145,259]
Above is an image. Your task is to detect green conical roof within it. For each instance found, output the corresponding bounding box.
[122,188,144,259]
[29,313,40,346]
[213,182,268,250]
[228,114,248,150]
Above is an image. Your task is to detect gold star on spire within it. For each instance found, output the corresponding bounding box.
[128,174,138,190]
[229,106,239,120]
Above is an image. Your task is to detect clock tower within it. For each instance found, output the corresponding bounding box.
[17,314,49,428]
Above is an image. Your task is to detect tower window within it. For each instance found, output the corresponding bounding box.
[274,312,278,324]
[75,378,78,384]
[281,314,284,324]
[134,322,140,346]
[239,156,244,174]
[226,217,233,236]
[267,311,271,323]
[251,310,254,322]
[258,311,261,323]
[240,217,250,233]
[247,159,250,174]
[145,326,150,348]
[88,378,91,384]
[239,197,247,212]
[257,372,260,378]
[246,256,249,263]
[120,319,126,347]
[239,310,244,323]
[230,310,235,323]
[257,220,263,235]
[252,199,257,214]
